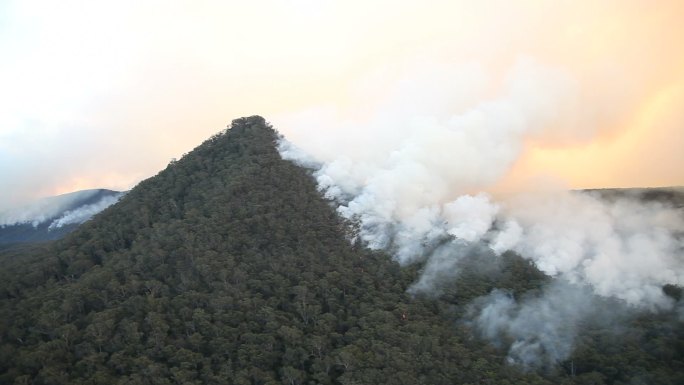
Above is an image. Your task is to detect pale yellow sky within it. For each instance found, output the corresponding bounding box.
[1,0,683,206]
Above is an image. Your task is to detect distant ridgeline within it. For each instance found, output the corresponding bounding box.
[582,186,684,208]
[0,189,124,245]
[0,116,681,384]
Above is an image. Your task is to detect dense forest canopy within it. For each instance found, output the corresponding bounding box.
[0,116,682,385]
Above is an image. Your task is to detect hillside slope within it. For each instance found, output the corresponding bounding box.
[0,189,124,245]
[2,117,682,385]
[0,117,549,385]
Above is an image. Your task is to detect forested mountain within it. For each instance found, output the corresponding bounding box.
[0,116,681,385]
[0,189,124,245]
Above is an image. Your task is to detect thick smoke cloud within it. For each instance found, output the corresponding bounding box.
[280,58,598,262]
[278,57,684,367]
[494,191,684,308]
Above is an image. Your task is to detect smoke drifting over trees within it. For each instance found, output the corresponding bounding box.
[278,58,684,366]
[0,189,124,230]
[0,189,124,245]
[1,117,681,383]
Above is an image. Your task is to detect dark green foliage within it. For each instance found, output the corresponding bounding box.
[0,221,77,245]
[566,309,684,385]
[0,116,681,384]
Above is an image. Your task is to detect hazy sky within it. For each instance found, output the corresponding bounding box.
[1,0,683,208]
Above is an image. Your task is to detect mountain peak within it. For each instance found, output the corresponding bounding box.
[6,116,516,384]
[3,117,678,384]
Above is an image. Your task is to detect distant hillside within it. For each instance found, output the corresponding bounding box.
[0,189,124,245]
[582,186,684,208]
[0,117,681,385]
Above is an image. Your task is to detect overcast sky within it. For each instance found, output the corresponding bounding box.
[1,0,683,209]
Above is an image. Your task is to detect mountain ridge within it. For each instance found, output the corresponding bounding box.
[0,189,124,245]
[0,116,547,384]
[1,116,681,384]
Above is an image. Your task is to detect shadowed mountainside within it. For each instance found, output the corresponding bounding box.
[0,116,681,385]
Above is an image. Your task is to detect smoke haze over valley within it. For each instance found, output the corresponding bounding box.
[0,189,124,244]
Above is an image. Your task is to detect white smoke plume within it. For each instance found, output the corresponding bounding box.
[493,191,684,308]
[281,58,589,260]
[277,57,684,367]
[0,190,124,229]
[468,281,604,369]
[47,194,123,230]
[0,189,100,227]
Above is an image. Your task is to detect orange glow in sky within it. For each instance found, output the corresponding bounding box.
[1,0,683,207]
